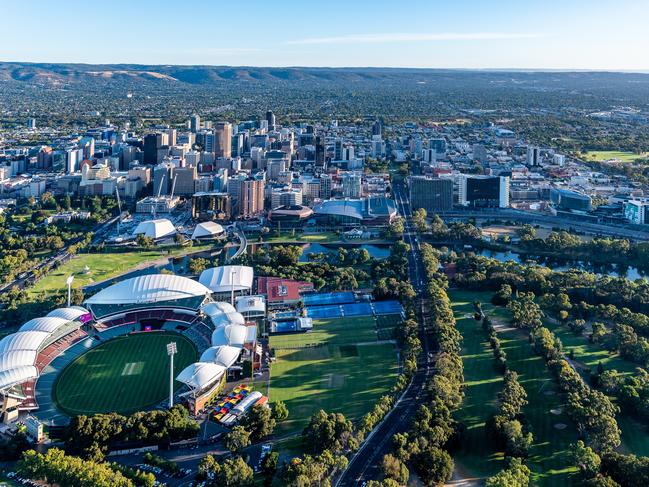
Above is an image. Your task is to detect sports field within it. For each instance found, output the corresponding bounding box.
[53,332,197,416]
[582,150,647,163]
[268,316,399,434]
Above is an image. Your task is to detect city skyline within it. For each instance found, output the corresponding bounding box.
[3,0,649,71]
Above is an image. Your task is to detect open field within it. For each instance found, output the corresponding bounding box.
[53,332,197,416]
[450,290,578,486]
[27,245,213,298]
[263,232,341,243]
[268,316,398,434]
[581,150,647,163]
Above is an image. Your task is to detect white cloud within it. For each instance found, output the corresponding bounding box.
[286,32,543,46]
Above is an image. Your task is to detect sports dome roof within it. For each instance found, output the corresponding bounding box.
[176,362,226,390]
[191,221,225,240]
[0,366,38,390]
[19,317,69,334]
[0,350,37,370]
[132,219,176,239]
[199,345,241,368]
[210,311,245,329]
[201,302,236,317]
[0,331,50,354]
[46,307,88,321]
[199,265,254,293]
[211,324,248,348]
[85,274,210,305]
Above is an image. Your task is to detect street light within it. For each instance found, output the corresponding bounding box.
[65,275,74,307]
[230,268,237,306]
[167,342,177,408]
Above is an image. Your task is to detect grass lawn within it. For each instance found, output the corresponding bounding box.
[450,290,579,486]
[582,150,647,163]
[263,232,341,244]
[53,332,197,416]
[268,316,398,434]
[27,245,213,298]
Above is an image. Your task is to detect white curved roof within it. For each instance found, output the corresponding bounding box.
[47,307,88,321]
[199,266,254,293]
[0,366,38,390]
[132,219,176,239]
[210,311,245,328]
[176,362,226,390]
[192,221,225,239]
[201,302,236,317]
[85,274,210,305]
[236,296,266,314]
[0,350,37,370]
[211,324,248,348]
[0,331,50,354]
[19,317,69,334]
[200,345,241,368]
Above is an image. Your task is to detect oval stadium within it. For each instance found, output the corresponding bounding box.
[0,266,259,425]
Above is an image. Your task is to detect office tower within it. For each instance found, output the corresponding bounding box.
[319,174,332,199]
[409,176,453,212]
[190,114,201,133]
[79,137,95,159]
[52,151,66,172]
[66,148,84,173]
[472,144,488,164]
[371,136,385,158]
[27,118,36,130]
[153,163,174,196]
[201,131,216,153]
[526,146,541,166]
[143,133,162,165]
[343,146,355,161]
[421,149,436,164]
[459,175,510,208]
[372,120,382,137]
[173,166,197,196]
[228,177,265,217]
[214,122,232,158]
[232,133,244,157]
[315,135,325,167]
[266,110,276,131]
[341,172,363,198]
[306,125,315,134]
[553,154,566,166]
[334,139,344,160]
[267,158,287,181]
[410,138,423,159]
[429,138,447,155]
[167,128,177,147]
[271,187,303,209]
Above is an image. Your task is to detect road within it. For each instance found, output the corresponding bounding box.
[336,179,434,486]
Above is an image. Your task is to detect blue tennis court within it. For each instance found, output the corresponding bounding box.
[342,302,373,316]
[273,320,297,333]
[305,305,343,319]
[372,300,404,315]
[302,292,356,306]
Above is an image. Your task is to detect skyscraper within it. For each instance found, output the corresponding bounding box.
[315,135,325,167]
[190,114,201,133]
[214,122,233,158]
[266,110,276,131]
[143,133,162,165]
[334,139,343,160]
[372,120,382,137]
[409,176,453,212]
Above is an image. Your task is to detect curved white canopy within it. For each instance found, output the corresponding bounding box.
[200,345,241,368]
[191,221,225,239]
[0,332,50,354]
[199,266,254,293]
[210,311,245,329]
[0,366,38,390]
[47,307,88,321]
[85,274,210,305]
[211,324,248,348]
[236,296,266,314]
[132,219,176,239]
[0,350,37,370]
[176,362,225,390]
[201,301,236,317]
[19,317,69,334]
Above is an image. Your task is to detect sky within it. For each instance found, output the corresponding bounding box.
[3,0,649,70]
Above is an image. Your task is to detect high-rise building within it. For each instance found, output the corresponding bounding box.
[421,149,436,164]
[266,111,276,131]
[143,133,163,165]
[190,114,201,133]
[409,176,453,212]
[173,166,197,196]
[429,138,447,155]
[320,174,332,199]
[214,122,233,158]
[167,128,177,147]
[341,172,362,198]
[315,135,326,167]
[459,175,510,208]
[228,176,265,217]
[271,187,302,209]
[153,163,174,196]
[527,146,541,166]
[27,118,36,130]
[334,139,344,160]
[372,120,382,137]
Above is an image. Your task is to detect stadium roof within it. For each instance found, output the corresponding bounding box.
[199,266,254,293]
[85,274,210,305]
[210,311,245,329]
[211,324,248,348]
[46,307,88,321]
[0,331,50,354]
[0,350,37,370]
[19,317,69,334]
[176,362,226,390]
[199,345,241,368]
[0,365,38,390]
[132,219,176,239]
[313,199,364,220]
[236,295,266,314]
[191,221,225,240]
[201,302,236,317]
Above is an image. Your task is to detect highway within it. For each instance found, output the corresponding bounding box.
[336,180,434,486]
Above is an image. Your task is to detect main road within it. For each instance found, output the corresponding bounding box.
[336,179,433,486]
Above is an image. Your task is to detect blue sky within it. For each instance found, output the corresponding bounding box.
[3,0,649,70]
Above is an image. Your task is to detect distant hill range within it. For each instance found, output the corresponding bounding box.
[2,62,649,87]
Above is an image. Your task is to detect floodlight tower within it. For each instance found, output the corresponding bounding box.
[230,268,237,306]
[66,275,74,307]
[167,342,177,408]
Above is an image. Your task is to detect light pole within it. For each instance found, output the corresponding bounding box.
[230,268,237,306]
[65,275,74,307]
[167,342,177,408]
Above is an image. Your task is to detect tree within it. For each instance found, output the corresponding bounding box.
[571,440,601,479]
[411,447,453,487]
[381,454,409,485]
[498,370,528,419]
[224,426,251,453]
[302,410,354,454]
[261,451,278,486]
[199,455,254,487]
[508,292,544,330]
[188,257,210,275]
[241,405,276,442]
[272,401,289,421]
[486,457,531,487]
[136,234,154,249]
